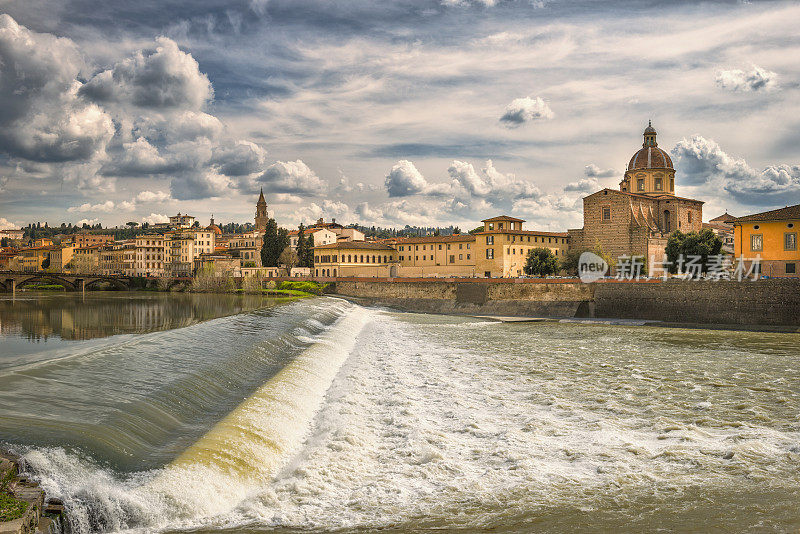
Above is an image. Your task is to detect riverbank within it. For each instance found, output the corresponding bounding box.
[0,451,64,534]
[329,277,800,330]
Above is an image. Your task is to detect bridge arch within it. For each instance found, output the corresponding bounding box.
[84,277,129,291]
[13,274,78,291]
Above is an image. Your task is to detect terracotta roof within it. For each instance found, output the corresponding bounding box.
[709,212,736,223]
[627,146,673,170]
[481,215,525,223]
[314,241,395,251]
[734,204,800,223]
[288,227,327,236]
[589,188,703,204]
[390,234,476,244]
[476,229,569,238]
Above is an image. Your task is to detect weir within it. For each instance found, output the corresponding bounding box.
[142,306,371,520]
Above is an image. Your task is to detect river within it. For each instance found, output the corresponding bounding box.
[1,292,799,533]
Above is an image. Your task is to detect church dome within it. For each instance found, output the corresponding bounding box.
[206,224,222,235]
[627,121,673,171]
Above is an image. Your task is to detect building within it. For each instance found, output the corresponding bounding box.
[255,189,269,233]
[134,234,166,276]
[289,227,338,250]
[164,228,216,277]
[11,247,51,272]
[74,233,115,248]
[0,229,24,242]
[313,241,398,277]
[70,245,102,273]
[168,213,196,229]
[733,203,799,277]
[99,240,136,276]
[704,212,736,254]
[227,231,262,267]
[474,216,569,278]
[391,234,476,277]
[49,245,75,273]
[568,123,703,269]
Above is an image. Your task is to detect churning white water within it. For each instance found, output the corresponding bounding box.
[6,297,800,533]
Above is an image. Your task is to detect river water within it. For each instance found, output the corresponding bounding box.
[1,292,800,533]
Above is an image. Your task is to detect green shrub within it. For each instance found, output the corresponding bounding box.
[276,281,328,295]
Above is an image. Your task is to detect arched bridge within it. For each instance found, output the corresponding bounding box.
[0,272,135,292]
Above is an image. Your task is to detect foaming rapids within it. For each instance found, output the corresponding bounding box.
[21,305,371,533]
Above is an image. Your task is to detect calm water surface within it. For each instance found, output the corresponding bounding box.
[1,293,799,533]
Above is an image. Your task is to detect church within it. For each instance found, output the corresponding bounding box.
[568,123,704,268]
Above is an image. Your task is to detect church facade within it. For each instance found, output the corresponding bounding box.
[568,123,704,268]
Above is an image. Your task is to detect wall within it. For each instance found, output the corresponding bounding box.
[593,279,800,326]
[332,277,800,327]
[334,279,592,317]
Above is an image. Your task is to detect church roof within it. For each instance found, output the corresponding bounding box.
[628,146,673,170]
[734,203,800,223]
[257,188,266,204]
[627,122,674,171]
[709,212,736,223]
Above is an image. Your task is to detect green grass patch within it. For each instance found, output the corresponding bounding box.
[20,283,65,291]
[0,493,28,522]
[276,281,329,295]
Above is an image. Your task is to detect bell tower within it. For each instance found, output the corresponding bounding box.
[255,188,268,232]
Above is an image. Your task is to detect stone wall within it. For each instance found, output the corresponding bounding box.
[593,278,800,326]
[334,279,593,317]
[333,277,800,327]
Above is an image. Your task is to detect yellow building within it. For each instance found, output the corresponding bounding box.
[69,245,101,274]
[164,228,216,276]
[49,245,75,273]
[474,216,569,278]
[314,241,397,277]
[733,203,799,277]
[11,247,51,272]
[390,234,476,277]
[100,240,136,276]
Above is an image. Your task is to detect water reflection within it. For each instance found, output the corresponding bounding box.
[0,292,281,342]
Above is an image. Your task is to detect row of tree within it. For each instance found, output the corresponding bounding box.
[260,219,315,269]
[526,229,725,277]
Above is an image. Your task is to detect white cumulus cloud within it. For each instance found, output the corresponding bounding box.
[715,66,777,92]
[499,96,553,127]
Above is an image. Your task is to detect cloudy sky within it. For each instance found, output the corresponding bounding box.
[1,0,799,231]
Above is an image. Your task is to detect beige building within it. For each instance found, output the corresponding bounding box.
[168,213,196,228]
[11,247,50,272]
[568,123,703,269]
[704,213,736,254]
[135,234,166,276]
[70,245,101,274]
[164,229,216,276]
[314,241,398,277]
[391,234,476,277]
[227,231,262,267]
[74,233,115,248]
[100,240,136,276]
[474,216,569,278]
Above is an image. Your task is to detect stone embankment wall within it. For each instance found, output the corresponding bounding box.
[334,279,593,317]
[332,277,800,327]
[593,278,800,326]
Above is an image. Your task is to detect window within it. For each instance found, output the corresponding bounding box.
[450,255,455,263]
[786,233,797,251]
[486,249,494,259]
[439,244,442,250]
[637,179,644,191]
[751,234,763,252]
[602,207,611,221]
[655,178,662,190]
[486,235,494,245]
[687,211,692,224]
[787,263,796,274]
[670,178,674,190]
[459,254,463,260]
[459,243,463,249]
[467,254,471,260]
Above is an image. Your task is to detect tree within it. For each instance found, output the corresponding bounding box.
[41,255,50,269]
[260,219,290,267]
[665,229,724,273]
[453,227,461,235]
[278,246,299,275]
[559,242,616,276]
[296,224,314,268]
[0,238,9,248]
[524,247,559,277]
[126,222,139,229]
[468,226,485,235]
